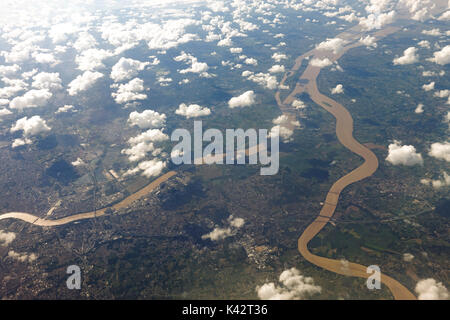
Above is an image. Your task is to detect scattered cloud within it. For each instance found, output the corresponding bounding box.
[429,142,450,162]
[415,279,449,300]
[243,71,278,89]
[292,99,306,109]
[125,159,167,177]
[32,51,59,66]
[359,11,396,31]
[360,35,377,48]
[270,115,300,143]
[257,268,321,300]
[316,38,348,54]
[272,53,287,62]
[268,65,285,73]
[422,81,435,91]
[7,250,37,263]
[0,230,16,246]
[415,103,424,114]
[393,47,419,65]
[403,253,414,262]
[0,108,13,117]
[9,89,52,110]
[55,104,76,114]
[434,90,450,99]
[11,138,32,148]
[111,78,147,104]
[49,22,79,44]
[310,57,333,68]
[11,115,51,137]
[422,70,445,77]
[421,172,450,189]
[111,57,149,82]
[228,216,245,228]
[122,128,169,162]
[418,40,430,49]
[244,57,258,66]
[201,215,245,241]
[428,45,450,65]
[228,90,256,108]
[68,71,104,95]
[71,158,85,167]
[386,140,423,166]
[76,48,113,71]
[100,18,199,52]
[438,10,450,21]
[31,72,62,90]
[0,78,28,99]
[73,32,98,52]
[128,109,166,129]
[422,28,442,37]
[331,84,344,94]
[218,37,233,47]
[201,226,233,241]
[0,64,20,77]
[158,77,173,87]
[230,47,243,53]
[175,103,211,118]
[175,51,209,76]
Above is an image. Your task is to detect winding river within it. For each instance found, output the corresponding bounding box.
[275,24,418,299]
[0,171,177,226]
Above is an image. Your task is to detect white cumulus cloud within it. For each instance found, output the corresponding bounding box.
[331,84,344,94]
[244,57,258,66]
[55,104,76,114]
[9,89,52,110]
[360,35,378,48]
[67,71,104,96]
[428,45,450,65]
[310,57,333,68]
[429,142,450,162]
[111,78,147,104]
[393,47,419,65]
[31,72,62,91]
[111,57,149,82]
[386,140,423,166]
[403,253,414,262]
[359,11,396,31]
[316,38,348,54]
[244,72,278,89]
[269,115,300,143]
[268,65,285,73]
[176,103,211,118]
[122,128,169,162]
[228,90,256,108]
[10,115,51,147]
[0,230,16,246]
[201,215,245,241]
[257,268,321,300]
[272,53,288,62]
[128,109,166,129]
[415,279,449,300]
[422,81,435,91]
[7,250,37,263]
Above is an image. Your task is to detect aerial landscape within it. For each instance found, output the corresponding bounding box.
[0,0,449,301]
